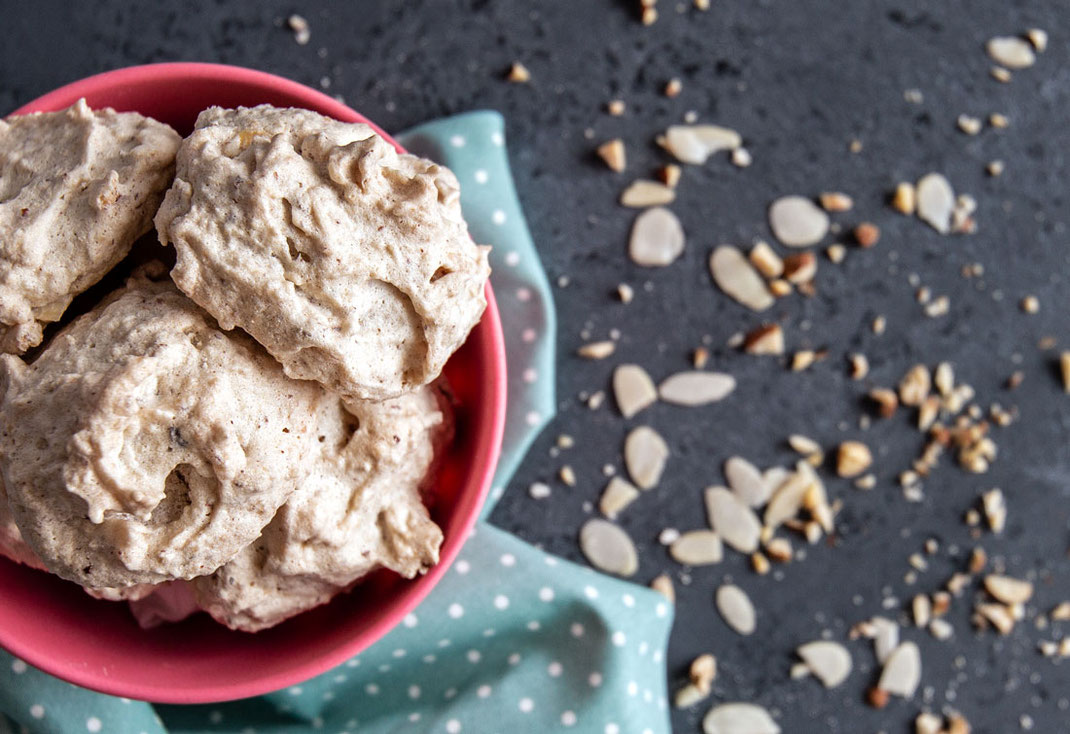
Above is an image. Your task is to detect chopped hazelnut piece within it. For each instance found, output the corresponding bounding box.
[596,139,627,172]
[853,222,880,248]
[899,365,931,407]
[869,387,899,418]
[744,324,785,355]
[837,441,873,478]
[617,283,634,303]
[986,160,1005,177]
[507,62,531,83]
[768,279,793,297]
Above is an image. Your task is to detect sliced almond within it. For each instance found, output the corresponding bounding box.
[596,138,627,172]
[749,241,784,278]
[703,703,780,734]
[724,456,770,507]
[659,371,736,405]
[916,173,955,234]
[984,575,1033,605]
[743,324,785,355]
[621,179,676,208]
[836,441,873,478]
[797,641,852,688]
[599,477,641,519]
[709,245,775,311]
[716,584,756,635]
[629,206,685,266]
[577,340,615,359]
[671,530,724,565]
[624,425,670,489]
[579,519,638,577]
[705,487,763,553]
[878,641,921,698]
[769,196,830,247]
[986,36,1036,69]
[613,364,657,418]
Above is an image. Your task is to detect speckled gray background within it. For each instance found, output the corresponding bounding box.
[3,2,1069,732]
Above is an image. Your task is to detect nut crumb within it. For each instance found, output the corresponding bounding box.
[664,78,683,98]
[507,62,531,83]
[990,66,1012,82]
[853,222,880,248]
[287,14,311,45]
[1020,295,1039,314]
[819,192,854,212]
[607,99,626,116]
[659,164,682,188]
[743,323,785,355]
[596,139,627,172]
[891,182,917,215]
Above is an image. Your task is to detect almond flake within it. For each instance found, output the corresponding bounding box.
[659,371,736,405]
[629,206,685,265]
[984,575,1033,604]
[624,425,670,489]
[599,477,640,519]
[709,245,775,311]
[597,138,627,172]
[819,192,853,212]
[621,180,676,208]
[916,173,955,234]
[579,519,638,577]
[878,641,921,698]
[651,573,676,603]
[577,340,616,359]
[613,364,657,418]
[769,196,829,247]
[765,537,792,562]
[986,36,1036,69]
[705,487,763,553]
[749,240,784,278]
[991,65,1012,82]
[797,641,853,688]
[724,456,770,507]
[703,703,780,734]
[892,182,917,215]
[716,584,756,635]
[671,530,724,565]
[743,324,785,355]
[664,124,742,164]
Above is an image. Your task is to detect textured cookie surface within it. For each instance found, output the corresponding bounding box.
[0,99,180,353]
[194,384,449,632]
[0,272,323,590]
[155,105,490,401]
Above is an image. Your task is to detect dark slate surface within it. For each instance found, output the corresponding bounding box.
[3,2,1069,732]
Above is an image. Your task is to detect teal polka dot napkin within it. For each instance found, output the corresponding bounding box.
[0,112,673,734]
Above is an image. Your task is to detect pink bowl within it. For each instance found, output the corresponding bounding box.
[0,63,507,703]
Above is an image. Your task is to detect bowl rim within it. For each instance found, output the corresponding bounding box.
[1,62,508,703]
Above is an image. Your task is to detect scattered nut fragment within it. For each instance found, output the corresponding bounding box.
[641,6,657,25]
[854,474,876,490]
[579,519,638,577]
[664,124,742,164]
[664,78,683,97]
[819,192,853,212]
[891,182,917,215]
[986,36,1037,69]
[651,573,675,603]
[982,488,1007,532]
[917,396,940,431]
[702,703,780,734]
[791,350,816,371]
[743,324,785,356]
[797,641,852,688]
[788,434,821,456]
[624,425,670,489]
[853,222,880,248]
[709,245,775,311]
[692,346,709,369]
[872,315,887,335]
[782,252,817,284]
[913,595,932,627]
[968,546,987,574]
[621,180,676,208]
[924,295,949,318]
[1051,602,1070,621]
[287,14,311,44]
[596,138,627,172]
[878,641,922,698]
[628,206,686,266]
[599,476,640,519]
[984,575,1033,605]
[977,603,1015,634]
[869,387,899,418]
[986,160,1005,177]
[559,465,576,486]
[690,653,718,694]
[768,279,792,297]
[837,441,872,478]
[617,283,634,303]
[659,371,736,405]
[1061,351,1070,393]
[1026,28,1048,52]
[916,712,943,734]
[731,147,752,168]
[607,99,626,116]
[671,530,724,565]
[716,584,756,635]
[613,364,658,418]
[899,365,932,406]
[957,114,982,135]
[577,340,616,359]
[694,0,710,9]
[529,481,551,500]
[749,241,784,278]
[659,164,682,188]
[507,61,531,83]
[929,618,953,641]
[990,66,1012,83]
[1021,295,1039,314]
[916,173,955,234]
[674,683,706,709]
[769,196,830,247]
[848,353,869,380]
[989,112,1009,128]
[765,537,792,562]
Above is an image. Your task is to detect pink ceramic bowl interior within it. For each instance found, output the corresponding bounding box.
[0,63,507,704]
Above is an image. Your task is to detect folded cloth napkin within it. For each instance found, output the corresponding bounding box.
[0,112,673,734]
